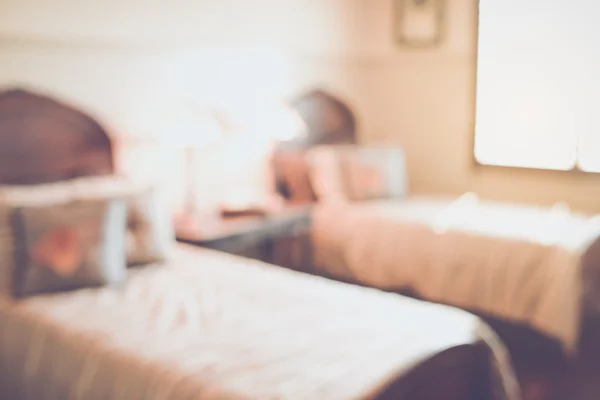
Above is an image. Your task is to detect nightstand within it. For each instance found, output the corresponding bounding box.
[175,205,313,271]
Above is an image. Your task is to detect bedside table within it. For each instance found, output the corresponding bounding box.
[175,205,313,270]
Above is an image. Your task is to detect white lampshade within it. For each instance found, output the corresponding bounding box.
[215,101,306,142]
[255,103,307,142]
[165,106,224,149]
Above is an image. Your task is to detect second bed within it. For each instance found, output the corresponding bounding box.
[310,195,600,353]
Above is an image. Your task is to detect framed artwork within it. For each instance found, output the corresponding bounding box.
[393,0,446,48]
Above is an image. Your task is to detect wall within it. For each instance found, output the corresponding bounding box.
[0,0,373,212]
[357,0,600,213]
[3,0,599,212]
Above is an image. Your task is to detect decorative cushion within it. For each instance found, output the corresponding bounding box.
[340,146,407,201]
[306,146,347,203]
[0,191,128,298]
[341,150,388,200]
[0,207,14,296]
[272,149,316,204]
[5,175,174,267]
[0,176,173,298]
[307,145,407,202]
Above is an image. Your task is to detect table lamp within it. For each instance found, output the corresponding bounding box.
[165,106,224,221]
[217,102,307,214]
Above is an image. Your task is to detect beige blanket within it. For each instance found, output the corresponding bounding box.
[312,196,599,352]
[0,244,518,400]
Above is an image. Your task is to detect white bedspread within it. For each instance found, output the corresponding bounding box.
[0,244,518,400]
[311,196,600,352]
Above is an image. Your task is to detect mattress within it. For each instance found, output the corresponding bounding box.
[311,195,600,352]
[0,244,518,400]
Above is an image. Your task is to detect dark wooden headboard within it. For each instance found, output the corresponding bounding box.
[287,89,357,148]
[0,89,114,185]
[274,89,358,202]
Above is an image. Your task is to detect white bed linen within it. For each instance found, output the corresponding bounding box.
[0,244,517,400]
[311,196,600,352]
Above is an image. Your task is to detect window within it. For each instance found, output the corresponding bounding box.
[474,1,600,172]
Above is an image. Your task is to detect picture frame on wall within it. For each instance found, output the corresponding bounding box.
[393,0,446,48]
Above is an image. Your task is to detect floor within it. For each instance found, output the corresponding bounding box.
[491,316,600,400]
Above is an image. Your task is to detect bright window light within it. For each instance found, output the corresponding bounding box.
[474,0,600,172]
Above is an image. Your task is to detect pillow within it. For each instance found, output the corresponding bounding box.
[0,195,128,298]
[272,149,316,204]
[0,175,173,298]
[8,175,174,267]
[125,187,173,266]
[306,145,348,203]
[339,146,407,201]
[0,206,14,296]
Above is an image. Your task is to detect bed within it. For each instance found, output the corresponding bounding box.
[0,244,519,400]
[0,88,520,400]
[310,195,600,353]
